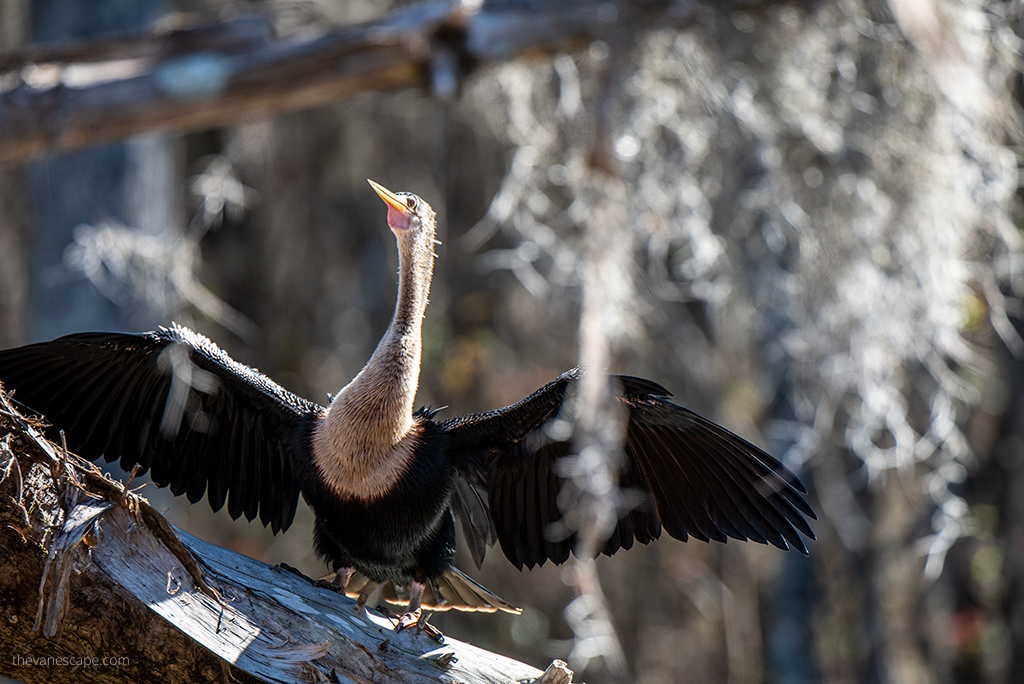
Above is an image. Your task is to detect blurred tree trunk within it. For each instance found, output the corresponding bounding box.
[24,0,177,342]
[0,0,28,348]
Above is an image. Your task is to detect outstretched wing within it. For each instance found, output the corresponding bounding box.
[0,324,319,533]
[443,370,815,570]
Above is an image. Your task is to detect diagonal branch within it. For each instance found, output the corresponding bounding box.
[0,0,701,166]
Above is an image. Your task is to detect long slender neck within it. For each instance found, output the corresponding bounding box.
[345,238,432,437]
[312,237,434,499]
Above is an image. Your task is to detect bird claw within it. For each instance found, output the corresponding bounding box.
[380,606,444,643]
[395,608,421,632]
[400,611,444,643]
[419,618,445,643]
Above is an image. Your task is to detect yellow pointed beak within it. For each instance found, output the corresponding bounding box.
[368,179,411,216]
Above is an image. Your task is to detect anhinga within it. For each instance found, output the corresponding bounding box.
[0,180,815,633]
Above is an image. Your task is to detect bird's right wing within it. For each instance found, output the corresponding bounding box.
[0,324,319,533]
[443,370,816,570]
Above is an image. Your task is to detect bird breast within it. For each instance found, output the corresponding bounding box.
[310,403,422,501]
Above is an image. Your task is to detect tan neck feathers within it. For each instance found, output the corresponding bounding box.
[311,234,435,500]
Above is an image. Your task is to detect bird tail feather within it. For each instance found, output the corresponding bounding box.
[329,567,521,614]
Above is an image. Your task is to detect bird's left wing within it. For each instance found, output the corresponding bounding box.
[443,370,816,570]
[0,324,319,533]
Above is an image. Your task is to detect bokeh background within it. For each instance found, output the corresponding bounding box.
[2,1,1023,682]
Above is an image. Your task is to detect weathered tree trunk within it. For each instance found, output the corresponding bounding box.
[0,390,571,684]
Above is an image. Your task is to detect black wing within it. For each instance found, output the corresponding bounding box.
[0,324,319,533]
[443,370,815,570]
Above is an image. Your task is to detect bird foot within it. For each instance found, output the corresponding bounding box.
[418,616,445,644]
[396,608,421,632]
[378,605,444,643]
[315,567,354,596]
[375,603,405,623]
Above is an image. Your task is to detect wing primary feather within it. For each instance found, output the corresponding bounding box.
[169,421,201,496]
[452,479,488,569]
[524,449,544,567]
[110,374,162,472]
[646,399,812,513]
[677,434,770,545]
[628,426,692,542]
[686,427,807,551]
[682,425,795,544]
[132,377,173,472]
[683,411,813,515]
[631,426,699,540]
[600,508,624,557]
[539,451,559,562]
[621,430,663,544]
[268,445,288,533]
[145,383,180,487]
[656,422,756,541]
[612,456,647,548]
[185,425,212,504]
[545,456,572,565]
[504,471,527,569]
[610,499,635,554]
[84,361,154,461]
[277,442,299,532]
[242,416,261,523]
[651,424,751,542]
[205,424,230,514]
[60,362,135,458]
[37,361,115,446]
[512,458,529,566]
[227,415,247,521]
[647,424,727,543]
[684,428,793,549]
[490,469,522,570]
[259,426,279,529]
[689,422,815,539]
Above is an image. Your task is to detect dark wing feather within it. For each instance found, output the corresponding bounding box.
[450,475,494,569]
[444,369,815,569]
[0,324,319,534]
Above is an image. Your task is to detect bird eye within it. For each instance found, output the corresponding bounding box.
[405,196,418,210]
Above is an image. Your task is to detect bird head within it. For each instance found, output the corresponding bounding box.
[368,179,437,245]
